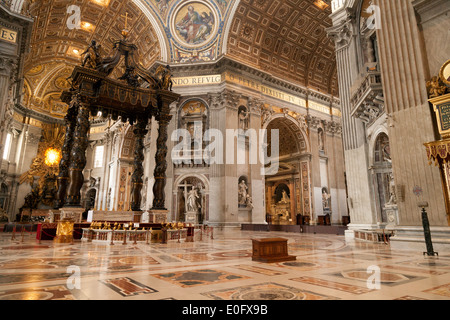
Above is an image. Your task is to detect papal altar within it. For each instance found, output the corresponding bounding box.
[80,221,194,244]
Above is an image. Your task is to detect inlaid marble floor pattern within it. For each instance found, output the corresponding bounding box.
[0,228,450,300]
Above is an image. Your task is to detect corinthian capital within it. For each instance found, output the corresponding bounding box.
[0,56,18,77]
[326,18,355,51]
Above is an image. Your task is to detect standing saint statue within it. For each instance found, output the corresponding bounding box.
[385,173,397,206]
[238,180,249,205]
[185,187,201,212]
[322,189,331,209]
[318,130,324,151]
[238,107,249,130]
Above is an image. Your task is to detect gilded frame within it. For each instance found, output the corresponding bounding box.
[439,59,450,86]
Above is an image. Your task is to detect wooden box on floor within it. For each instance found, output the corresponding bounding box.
[251,238,296,263]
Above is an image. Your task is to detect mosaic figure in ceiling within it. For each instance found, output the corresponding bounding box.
[175,4,214,45]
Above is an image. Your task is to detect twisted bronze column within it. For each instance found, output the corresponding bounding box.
[152,113,172,210]
[54,100,78,209]
[64,103,91,207]
[130,118,148,211]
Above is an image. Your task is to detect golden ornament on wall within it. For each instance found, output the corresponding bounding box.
[19,123,65,208]
[440,60,450,86]
[426,76,448,98]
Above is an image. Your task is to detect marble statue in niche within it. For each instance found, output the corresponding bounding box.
[318,129,324,151]
[185,187,201,212]
[280,190,290,204]
[322,188,331,210]
[238,179,253,208]
[385,173,397,206]
[238,179,248,206]
[238,106,250,130]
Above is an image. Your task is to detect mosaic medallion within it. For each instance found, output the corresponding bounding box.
[331,269,425,286]
[152,269,249,287]
[277,260,336,271]
[202,282,337,300]
[171,1,219,49]
[0,285,75,300]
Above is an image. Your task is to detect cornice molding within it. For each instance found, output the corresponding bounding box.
[160,56,339,105]
[412,0,450,24]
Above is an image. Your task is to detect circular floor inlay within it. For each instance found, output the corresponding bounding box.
[0,291,53,300]
[281,261,316,268]
[237,289,303,300]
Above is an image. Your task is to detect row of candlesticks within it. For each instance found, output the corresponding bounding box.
[88,221,194,231]
[89,221,147,231]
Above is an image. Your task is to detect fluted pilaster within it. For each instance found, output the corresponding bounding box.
[374,0,447,226]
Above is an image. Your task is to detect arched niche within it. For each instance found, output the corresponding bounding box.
[173,174,209,224]
[177,99,210,147]
[370,131,395,224]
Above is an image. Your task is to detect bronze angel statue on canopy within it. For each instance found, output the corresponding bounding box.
[81,40,102,69]
[154,65,174,91]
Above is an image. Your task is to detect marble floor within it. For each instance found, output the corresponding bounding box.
[0,227,450,301]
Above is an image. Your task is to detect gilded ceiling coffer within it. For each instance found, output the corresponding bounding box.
[56,33,180,211]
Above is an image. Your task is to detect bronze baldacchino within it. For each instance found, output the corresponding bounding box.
[55,29,179,213]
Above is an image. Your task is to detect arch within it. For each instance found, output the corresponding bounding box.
[177,97,210,127]
[173,173,210,193]
[369,129,393,224]
[173,173,210,223]
[220,0,241,56]
[274,182,290,203]
[133,0,170,62]
[368,125,390,167]
[262,113,310,154]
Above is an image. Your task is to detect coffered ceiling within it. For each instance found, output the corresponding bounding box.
[20,0,337,120]
[226,0,338,96]
[22,0,160,119]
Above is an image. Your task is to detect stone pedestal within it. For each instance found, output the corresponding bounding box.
[60,207,84,223]
[238,208,252,223]
[148,210,168,224]
[185,211,198,224]
[384,205,399,229]
[141,211,150,223]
